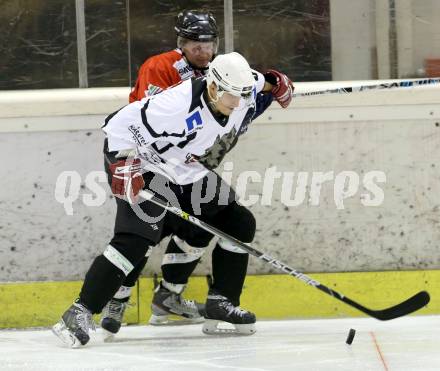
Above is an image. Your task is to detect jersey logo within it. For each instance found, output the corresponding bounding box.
[146,84,163,96]
[185,153,198,164]
[128,124,147,146]
[197,127,238,170]
[185,111,203,132]
[173,59,194,80]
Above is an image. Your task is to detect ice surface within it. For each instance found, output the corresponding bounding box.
[1,316,439,370]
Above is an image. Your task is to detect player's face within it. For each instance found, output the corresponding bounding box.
[182,40,216,69]
[217,92,241,115]
[207,83,242,116]
[208,86,240,116]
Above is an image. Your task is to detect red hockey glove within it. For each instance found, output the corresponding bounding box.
[264,69,295,108]
[109,158,144,199]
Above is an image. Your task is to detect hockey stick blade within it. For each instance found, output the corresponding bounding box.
[137,190,430,320]
[343,290,430,321]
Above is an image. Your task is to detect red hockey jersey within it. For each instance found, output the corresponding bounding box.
[129,49,198,103]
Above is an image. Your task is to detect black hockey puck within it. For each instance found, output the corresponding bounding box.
[346,328,356,345]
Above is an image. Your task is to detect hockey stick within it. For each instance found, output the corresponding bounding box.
[293,77,440,98]
[138,189,429,320]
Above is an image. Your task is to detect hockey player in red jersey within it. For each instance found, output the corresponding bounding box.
[129,10,218,103]
[52,51,294,347]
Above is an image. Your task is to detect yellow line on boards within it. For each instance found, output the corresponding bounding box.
[0,271,437,328]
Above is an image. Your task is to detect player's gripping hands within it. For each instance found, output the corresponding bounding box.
[109,158,145,199]
[264,69,294,108]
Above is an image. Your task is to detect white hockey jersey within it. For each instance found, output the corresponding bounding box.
[103,72,266,185]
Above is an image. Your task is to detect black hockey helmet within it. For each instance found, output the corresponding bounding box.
[175,10,218,42]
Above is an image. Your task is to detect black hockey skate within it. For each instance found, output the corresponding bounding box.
[100,298,129,341]
[202,290,256,335]
[149,281,205,325]
[52,300,95,347]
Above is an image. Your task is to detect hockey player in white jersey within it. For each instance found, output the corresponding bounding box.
[52,52,294,347]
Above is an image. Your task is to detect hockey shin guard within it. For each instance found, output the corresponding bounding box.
[211,243,249,306]
[79,254,128,314]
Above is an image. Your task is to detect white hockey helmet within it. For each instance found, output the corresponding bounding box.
[206,52,255,101]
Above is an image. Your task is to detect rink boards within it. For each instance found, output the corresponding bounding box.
[0,270,438,328]
[1,83,440,329]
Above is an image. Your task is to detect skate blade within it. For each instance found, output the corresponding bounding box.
[52,321,84,348]
[202,319,256,336]
[149,314,205,326]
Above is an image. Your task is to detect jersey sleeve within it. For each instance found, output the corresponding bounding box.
[252,70,266,94]
[253,92,274,119]
[106,83,191,152]
[129,58,181,103]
